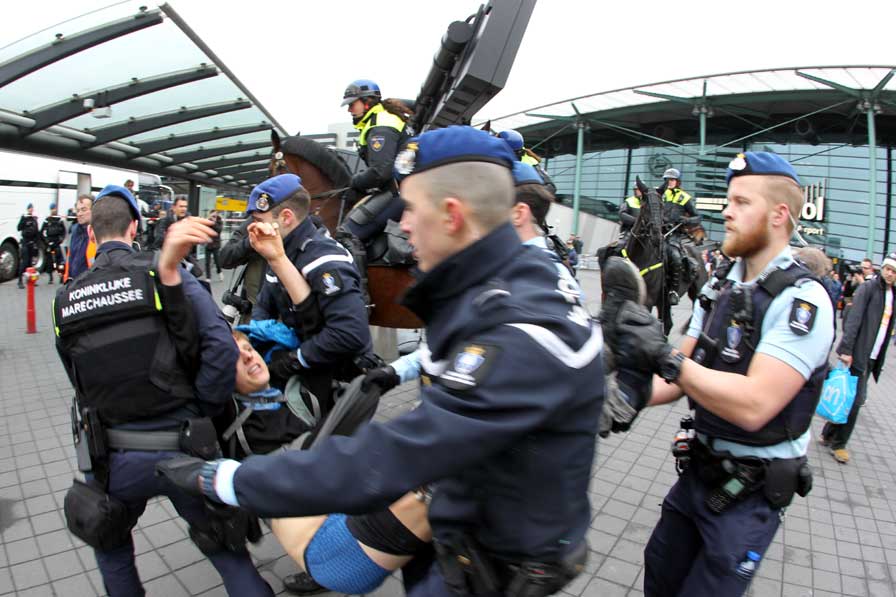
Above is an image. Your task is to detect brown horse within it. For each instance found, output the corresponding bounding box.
[268,131,422,329]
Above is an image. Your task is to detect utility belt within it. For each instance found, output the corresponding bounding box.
[670,417,813,513]
[65,404,258,552]
[434,534,587,597]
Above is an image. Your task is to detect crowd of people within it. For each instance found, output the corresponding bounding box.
[41,81,886,597]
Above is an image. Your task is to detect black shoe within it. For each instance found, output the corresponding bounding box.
[282,572,328,595]
[17,278,24,289]
[668,290,680,306]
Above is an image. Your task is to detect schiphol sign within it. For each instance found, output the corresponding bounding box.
[696,179,827,225]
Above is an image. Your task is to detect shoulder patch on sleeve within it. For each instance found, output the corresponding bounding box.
[789,299,817,336]
[370,135,385,152]
[439,343,502,391]
[318,270,343,296]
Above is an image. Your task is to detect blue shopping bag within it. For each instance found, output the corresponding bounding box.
[815,363,858,424]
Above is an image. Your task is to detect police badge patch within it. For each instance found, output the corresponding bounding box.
[256,192,271,212]
[720,321,743,363]
[728,153,747,171]
[370,135,385,152]
[439,344,501,391]
[394,142,418,176]
[320,271,342,296]
[789,300,817,336]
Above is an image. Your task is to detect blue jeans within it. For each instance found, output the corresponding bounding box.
[95,450,273,597]
[643,467,780,597]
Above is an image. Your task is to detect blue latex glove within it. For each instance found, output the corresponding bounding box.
[235,320,300,351]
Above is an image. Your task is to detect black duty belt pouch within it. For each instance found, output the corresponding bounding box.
[435,536,501,596]
[763,458,803,509]
[64,479,131,550]
[179,417,221,460]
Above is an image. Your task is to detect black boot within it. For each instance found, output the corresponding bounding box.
[335,228,371,307]
[282,572,328,595]
[17,275,24,289]
[668,253,681,306]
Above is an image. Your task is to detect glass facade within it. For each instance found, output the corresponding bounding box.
[545,143,896,263]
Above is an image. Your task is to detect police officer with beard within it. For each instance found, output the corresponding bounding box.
[158,126,607,596]
[600,152,834,597]
[53,185,273,596]
[41,202,66,284]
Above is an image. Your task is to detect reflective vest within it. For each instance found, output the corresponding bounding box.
[354,103,406,147]
[624,196,641,209]
[663,188,692,206]
[54,251,194,426]
[691,263,828,446]
[521,154,539,166]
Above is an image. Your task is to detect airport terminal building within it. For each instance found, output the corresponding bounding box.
[489,66,896,265]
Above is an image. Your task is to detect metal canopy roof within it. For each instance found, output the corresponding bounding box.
[0,2,288,192]
[484,66,896,156]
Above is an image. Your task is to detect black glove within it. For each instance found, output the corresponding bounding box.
[615,301,683,380]
[361,366,400,393]
[268,349,303,382]
[155,456,223,502]
[599,367,653,438]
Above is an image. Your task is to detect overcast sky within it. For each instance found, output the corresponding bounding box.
[2,0,895,135]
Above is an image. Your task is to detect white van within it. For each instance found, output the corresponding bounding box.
[0,150,139,282]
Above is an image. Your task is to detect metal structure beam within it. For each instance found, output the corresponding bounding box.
[166,141,270,164]
[210,161,269,176]
[134,122,270,156]
[85,99,251,147]
[0,8,163,89]
[23,65,218,134]
[795,71,861,97]
[192,152,269,171]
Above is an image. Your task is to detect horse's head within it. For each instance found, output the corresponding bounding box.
[268,130,289,176]
[630,176,665,248]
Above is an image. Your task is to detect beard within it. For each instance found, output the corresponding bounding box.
[722,212,769,258]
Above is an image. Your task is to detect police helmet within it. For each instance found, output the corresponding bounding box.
[662,168,682,180]
[341,79,381,107]
[497,130,525,152]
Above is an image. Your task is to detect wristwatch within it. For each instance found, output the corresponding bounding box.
[660,351,687,383]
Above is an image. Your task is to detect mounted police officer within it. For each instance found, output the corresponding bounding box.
[619,184,643,240]
[158,126,606,597]
[41,202,66,284]
[336,79,414,301]
[53,185,273,596]
[498,129,557,194]
[662,168,701,305]
[244,173,373,416]
[17,202,39,288]
[601,152,834,597]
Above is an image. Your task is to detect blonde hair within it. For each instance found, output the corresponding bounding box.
[760,175,804,231]
[793,246,831,277]
[418,162,514,230]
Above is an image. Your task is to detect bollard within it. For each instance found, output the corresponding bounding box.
[25,266,38,334]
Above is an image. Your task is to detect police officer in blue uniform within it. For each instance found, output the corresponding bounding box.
[17,202,40,288]
[601,152,835,597]
[41,202,67,284]
[498,129,557,194]
[53,185,273,596]
[158,126,606,596]
[244,174,373,415]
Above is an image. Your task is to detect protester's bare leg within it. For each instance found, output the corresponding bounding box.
[270,515,327,571]
[359,492,432,570]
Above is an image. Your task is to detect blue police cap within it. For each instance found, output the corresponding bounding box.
[247,174,304,214]
[95,185,141,221]
[49,202,57,209]
[726,151,801,186]
[394,125,515,181]
[512,162,544,186]
[26,203,33,209]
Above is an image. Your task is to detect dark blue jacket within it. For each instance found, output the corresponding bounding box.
[93,242,237,429]
[233,223,604,562]
[251,218,371,367]
[68,223,91,280]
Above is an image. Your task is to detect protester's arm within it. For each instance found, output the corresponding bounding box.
[837,279,870,359]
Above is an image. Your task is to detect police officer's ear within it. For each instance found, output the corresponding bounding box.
[510,202,527,227]
[443,197,466,234]
[87,224,96,245]
[769,202,791,230]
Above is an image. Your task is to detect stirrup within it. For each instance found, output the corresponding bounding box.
[668,290,680,306]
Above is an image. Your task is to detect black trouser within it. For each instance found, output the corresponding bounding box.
[19,240,38,277]
[205,246,221,277]
[44,242,64,275]
[822,364,871,449]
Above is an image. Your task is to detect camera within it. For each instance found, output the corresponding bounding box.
[221,290,252,324]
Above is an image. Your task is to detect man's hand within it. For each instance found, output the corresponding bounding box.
[155,456,222,502]
[614,301,674,373]
[838,354,853,367]
[158,217,218,286]
[361,366,400,393]
[268,349,303,381]
[247,221,285,263]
